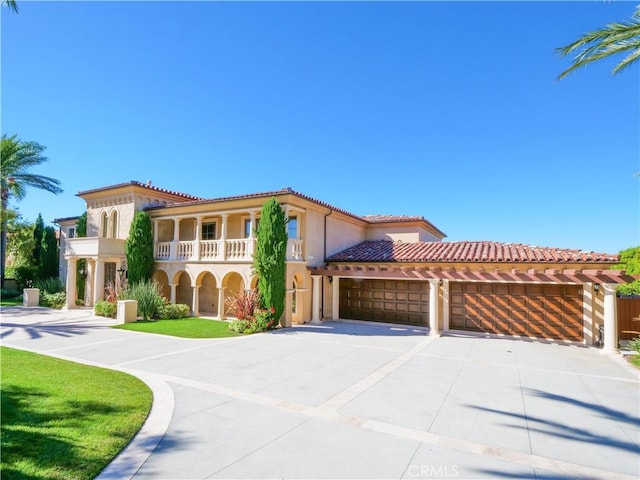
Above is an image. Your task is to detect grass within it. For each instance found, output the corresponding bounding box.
[0,347,152,480]
[0,298,22,307]
[113,317,240,338]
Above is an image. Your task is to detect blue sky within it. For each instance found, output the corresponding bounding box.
[2,1,638,254]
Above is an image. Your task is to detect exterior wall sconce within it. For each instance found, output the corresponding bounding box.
[593,283,600,293]
[328,276,333,284]
[78,266,85,276]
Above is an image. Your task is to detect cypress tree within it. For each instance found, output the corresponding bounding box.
[253,198,287,323]
[40,226,58,278]
[32,213,44,273]
[125,211,154,284]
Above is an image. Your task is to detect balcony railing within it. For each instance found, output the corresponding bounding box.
[154,238,304,262]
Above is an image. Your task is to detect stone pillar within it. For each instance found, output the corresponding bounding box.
[192,285,200,317]
[583,283,594,345]
[85,259,95,307]
[221,214,228,260]
[311,275,322,324]
[429,279,440,336]
[247,210,256,256]
[442,279,450,332]
[602,284,618,353]
[93,260,105,305]
[170,283,177,304]
[171,219,180,259]
[332,277,340,320]
[194,217,202,260]
[217,287,226,319]
[65,258,78,309]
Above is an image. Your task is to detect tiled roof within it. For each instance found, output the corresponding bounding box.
[327,240,618,264]
[77,181,203,201]
[362,215,425,223]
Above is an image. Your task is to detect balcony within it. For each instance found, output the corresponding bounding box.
[154,238,304,262]
[65,237,126,257]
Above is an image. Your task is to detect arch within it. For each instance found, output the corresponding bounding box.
[175,271,193,309]
[197,272,217,316]
[152,269,170,301]
[100,211,108,238]
[250,275,259,291]
[109,210,118,238]
[221,271,245,318]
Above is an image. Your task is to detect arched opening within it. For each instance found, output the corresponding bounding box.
[152,270,171,301]
[109,210,118,238]
[100,211,108,238]
[198,272,217,316]
[292,273,306,324]
[175,271,193,310]
[222,272,245,318]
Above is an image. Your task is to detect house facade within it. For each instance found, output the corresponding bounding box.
[57,181,631,351]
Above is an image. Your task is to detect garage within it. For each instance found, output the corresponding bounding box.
[449,282,583,341]
[339,279,429,326]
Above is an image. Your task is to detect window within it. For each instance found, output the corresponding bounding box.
[202,222,216,240]
[101,212,108,238]
[288,216,298,239]
[244,218,259,238]
[68,228,75,239]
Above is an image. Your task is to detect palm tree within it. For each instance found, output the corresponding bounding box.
[557,5,640,79]
[2,0,19,13]
[1,134,62,288]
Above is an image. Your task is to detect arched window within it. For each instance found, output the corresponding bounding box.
[101,211,108,238]
[109,210,118,238]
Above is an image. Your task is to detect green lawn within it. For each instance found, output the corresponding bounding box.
[0,347,152,480]
[113,317,240,338]
[0,298,22,307]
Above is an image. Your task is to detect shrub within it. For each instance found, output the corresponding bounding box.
[0,288,21,299]
[121,281,164,321]
[228,318,253,334]
[629,337,640,354]
[227,306,277,334]
[158,303,191,320]
[225,290,259,320]
[34,277,65,294]
[94,300,117,318]
[12,265,37,290]
[39,291,66,309]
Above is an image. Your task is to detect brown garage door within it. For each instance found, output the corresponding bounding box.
[449,283,583,341]
[339,279,429,326]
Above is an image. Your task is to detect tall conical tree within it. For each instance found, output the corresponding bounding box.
[125,211,154,284]
[32,214,44,274]
[253,198,287,324]
[40,225,58,279]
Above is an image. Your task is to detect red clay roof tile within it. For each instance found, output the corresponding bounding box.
[327,240,618,264]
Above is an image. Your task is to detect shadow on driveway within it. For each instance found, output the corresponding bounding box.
[270,320,429,337]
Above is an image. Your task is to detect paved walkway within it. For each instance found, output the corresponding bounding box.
[2,306,639,479]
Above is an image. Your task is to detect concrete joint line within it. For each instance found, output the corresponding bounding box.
[320,335,437,411]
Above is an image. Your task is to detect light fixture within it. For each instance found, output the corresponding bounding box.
[328,276,333,284]
[78,266,85,276]
[593,283,600,293]
[117,265,127,280]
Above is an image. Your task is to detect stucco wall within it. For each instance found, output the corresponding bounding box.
[325,215,367,259]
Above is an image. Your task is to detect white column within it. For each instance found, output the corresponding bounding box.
[153,220,159,243]
[93,259,105,304]
[194,217,202,260]
[311,275,322,324]
[429,279,440,336]
[64,258,77,309]
[171,219,180,259]
[85,259,95,306]
[170,284,177,304]
[192,285,200,317]
[332,277,340,320]
[602,283,618,353]
[442,279,450,332]
[247,210,256,257]
[217,287,226,319]
[583,283,594,345]
[221,214,228,260]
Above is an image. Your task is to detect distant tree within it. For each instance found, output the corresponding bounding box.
[5,212,34,273]
[253,198,287,324]
[557,5,640,79]
[40,226,58,279]
[612,246,640,295]
[32,213,44,272]
[1,0,18,14]
[76,211,87,237]
[125,211,154,284]
[1,134,62,288]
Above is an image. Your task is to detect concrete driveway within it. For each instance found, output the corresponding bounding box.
[2,306,639,479]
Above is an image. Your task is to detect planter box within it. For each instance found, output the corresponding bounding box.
[116,300,138,324]
[23,288,40,307]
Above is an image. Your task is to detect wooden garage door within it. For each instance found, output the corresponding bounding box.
[449,283,583,341]
[339,279,429,326]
